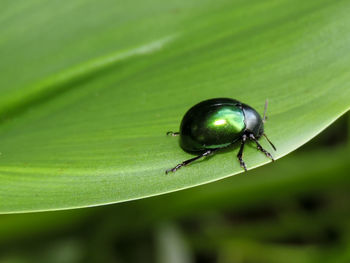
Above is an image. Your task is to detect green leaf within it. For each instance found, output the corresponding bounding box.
[0,0,350,213]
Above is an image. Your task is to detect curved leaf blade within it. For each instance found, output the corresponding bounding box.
[0,0,350,213]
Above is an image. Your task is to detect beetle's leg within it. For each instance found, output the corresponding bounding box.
[237,134,248,171]
[167,131,180,136]
[249,134,274,161]
[262,133,276,151]
[166,149,217,174]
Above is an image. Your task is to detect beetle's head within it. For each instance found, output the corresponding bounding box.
[242,104,264,139]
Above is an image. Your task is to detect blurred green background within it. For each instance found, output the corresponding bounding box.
[0,114,348,262]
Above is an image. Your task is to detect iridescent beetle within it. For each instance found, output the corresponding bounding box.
[166,98,276,174]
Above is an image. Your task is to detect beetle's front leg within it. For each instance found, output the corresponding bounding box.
[249,134,274,161]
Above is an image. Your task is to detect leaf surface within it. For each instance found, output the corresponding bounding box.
[0,0,350,213]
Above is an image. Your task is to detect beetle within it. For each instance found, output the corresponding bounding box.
[166,98,276,174]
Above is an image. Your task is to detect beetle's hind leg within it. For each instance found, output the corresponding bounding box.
[249,134,274,161]
[166,149,218,174]
[237,134,248,171]
[167,131,179,136]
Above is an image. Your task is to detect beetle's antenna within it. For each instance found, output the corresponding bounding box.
[263,99,268,123]
[263,133,276,151]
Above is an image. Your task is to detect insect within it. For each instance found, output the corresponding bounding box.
[166,98,276,174]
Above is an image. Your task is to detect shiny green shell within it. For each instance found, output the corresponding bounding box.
[180,98,247,152]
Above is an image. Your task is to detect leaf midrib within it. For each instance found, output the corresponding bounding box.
[0,36,175,125]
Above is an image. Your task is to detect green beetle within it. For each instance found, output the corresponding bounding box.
[166,98,276,173]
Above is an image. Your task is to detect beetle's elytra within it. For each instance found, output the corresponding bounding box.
[166,98,276,173]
